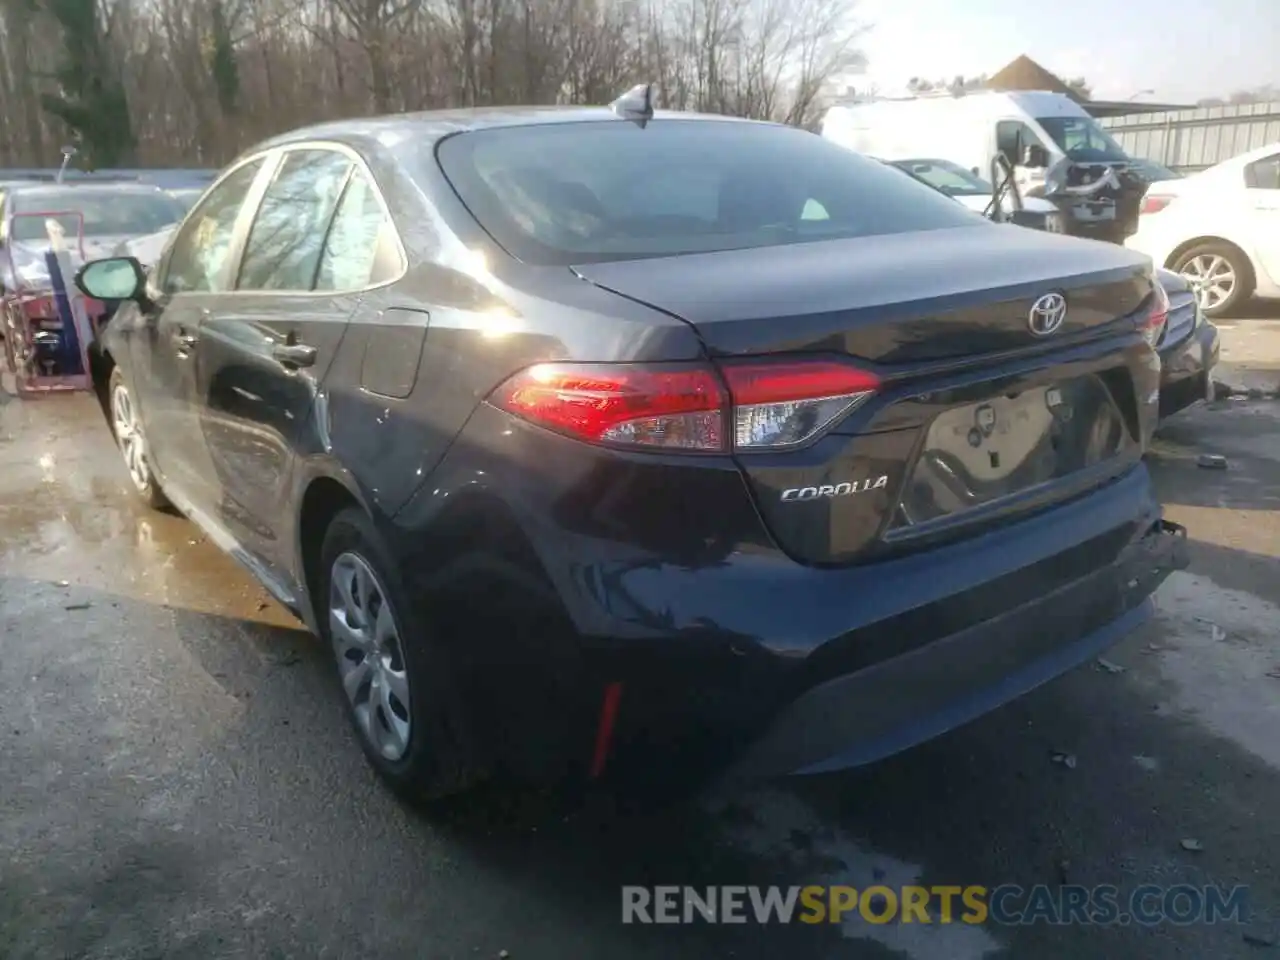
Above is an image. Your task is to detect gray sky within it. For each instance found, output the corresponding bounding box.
[858,0,1279,103]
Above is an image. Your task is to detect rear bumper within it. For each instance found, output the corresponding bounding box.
[725,517,1187,778]
[1159,319,1220,418]
[577,467,1186,778]
[395,403,1184,781]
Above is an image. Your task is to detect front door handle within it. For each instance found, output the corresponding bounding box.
[272,342,317,369]
[172,328,198,351]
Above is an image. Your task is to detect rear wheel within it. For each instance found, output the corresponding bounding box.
[108,366,170,510]
[319,507,483,802]
[1173,242,1253,317]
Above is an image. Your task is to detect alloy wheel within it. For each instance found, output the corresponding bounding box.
[1180,254,1235,312]
[111,382,152,493]
[329,552,413,761]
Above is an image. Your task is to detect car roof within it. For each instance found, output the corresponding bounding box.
[248,106,761,156]
[1210,140,1280,172]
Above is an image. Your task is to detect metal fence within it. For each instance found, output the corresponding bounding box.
[1099,102,1280,173]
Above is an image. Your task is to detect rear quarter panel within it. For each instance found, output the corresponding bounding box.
[314,135,706,522]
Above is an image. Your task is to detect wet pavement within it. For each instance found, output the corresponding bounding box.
[2,382,1279,960]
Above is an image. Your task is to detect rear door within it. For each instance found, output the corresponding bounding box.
[194,145,404,576]
[131,156,271,510]
[1243,151,1280,286]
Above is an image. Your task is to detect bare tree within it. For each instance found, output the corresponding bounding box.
[0,0,867,166]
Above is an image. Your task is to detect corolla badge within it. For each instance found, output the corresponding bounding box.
[1028,292,1068,336]
[781,476,889,502]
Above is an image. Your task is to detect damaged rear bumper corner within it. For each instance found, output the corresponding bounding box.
[722,518,1188,781]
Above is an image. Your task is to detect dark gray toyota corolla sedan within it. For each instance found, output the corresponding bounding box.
[74,101,1188,803]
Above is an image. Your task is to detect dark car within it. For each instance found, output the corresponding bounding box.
[74,105,1187,801]
[1154,267,1220,417]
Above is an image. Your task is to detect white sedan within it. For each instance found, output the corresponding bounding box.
[1126,141,1280,316]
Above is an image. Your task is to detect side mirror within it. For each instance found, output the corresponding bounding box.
[75,256,147,303]
[1023,144,1049,169]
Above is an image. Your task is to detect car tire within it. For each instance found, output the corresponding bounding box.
[319,506,483,804]
[1172,242,1253,318]
[108,366,170,510]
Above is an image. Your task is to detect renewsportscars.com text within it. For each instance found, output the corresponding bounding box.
[621,884,1249,927]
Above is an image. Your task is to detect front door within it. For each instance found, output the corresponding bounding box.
[194,148,402,578]
[134,156,272,510]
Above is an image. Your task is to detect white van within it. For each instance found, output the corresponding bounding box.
[821,90,1148,243]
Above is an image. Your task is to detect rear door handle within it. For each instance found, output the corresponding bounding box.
[272,342,317,369]
[172,328,198,351]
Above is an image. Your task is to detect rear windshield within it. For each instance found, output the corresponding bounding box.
[10,189,184,242]
[435,119,984,265]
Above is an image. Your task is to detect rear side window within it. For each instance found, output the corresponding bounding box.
[237,149,353,291]
[1245,154,1280,190]
[315,169,396,291]
[435,120,982,265]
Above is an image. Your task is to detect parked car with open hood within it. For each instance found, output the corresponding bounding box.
[822,90,1150,244]
[888,157,1063,230]
[75,94,1187,801]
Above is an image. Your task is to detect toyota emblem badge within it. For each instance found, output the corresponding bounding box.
[1028,292,1068,337]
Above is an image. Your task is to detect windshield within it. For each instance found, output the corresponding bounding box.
[1036,116,1130,163]
[434,120,983,265]
[893,159,992,197]
[9,189,184,242]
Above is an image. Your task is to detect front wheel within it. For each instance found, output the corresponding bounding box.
[319,507,484,803]
[1173,242,1253,318]
[108,366,170,510]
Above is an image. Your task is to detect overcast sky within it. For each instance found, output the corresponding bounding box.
[857,0,1280,103]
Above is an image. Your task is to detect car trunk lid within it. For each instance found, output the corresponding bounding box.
[572,227,1159,565]
[571,225,1151,364]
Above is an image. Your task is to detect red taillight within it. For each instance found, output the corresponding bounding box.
[490,358,881,453]
[492,362,727,451]
[1141,195,1174,215]
[1138,281,1170,346]
[720,360,880,450]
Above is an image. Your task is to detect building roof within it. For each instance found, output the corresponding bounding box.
[987,55,1086,103]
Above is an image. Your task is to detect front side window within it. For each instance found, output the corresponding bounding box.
[237,149,353,291]
[434,120,981,266]
[996,121,1049,165]
[162,159,264,295]
[1245,154,1280,190]
[1035,116,1129,163]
